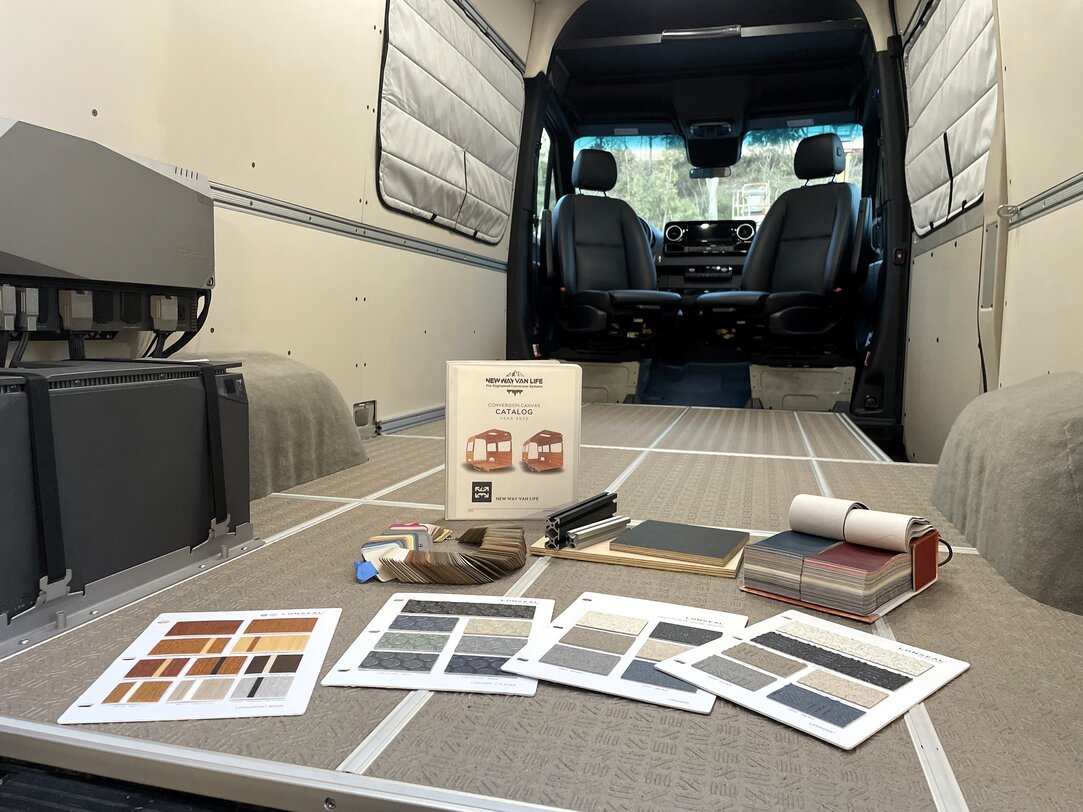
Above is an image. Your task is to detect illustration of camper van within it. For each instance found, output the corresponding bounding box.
[465,429,513,471]
[522,430,564,472]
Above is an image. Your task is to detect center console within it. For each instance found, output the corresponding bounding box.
[655,219,757,290]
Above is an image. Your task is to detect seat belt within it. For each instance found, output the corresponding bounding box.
[18,372,70,587]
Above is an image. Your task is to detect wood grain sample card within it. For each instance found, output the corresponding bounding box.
[323,593,554,696]
[656,609,968,749]
[59,609,341,724]
[503,592,747,713]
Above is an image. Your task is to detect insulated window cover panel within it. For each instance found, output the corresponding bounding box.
[378,0,524,243]
[904,0,998,235]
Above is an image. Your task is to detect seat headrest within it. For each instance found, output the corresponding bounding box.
[572,149,617,192]
[794,133,846,180]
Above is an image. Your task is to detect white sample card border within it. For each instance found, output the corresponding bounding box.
[59,608,342,725]
[502,592,748,714]
[656,609,969,749]
[323,593,554,696]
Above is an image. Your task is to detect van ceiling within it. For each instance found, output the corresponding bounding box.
[552,0,871,135]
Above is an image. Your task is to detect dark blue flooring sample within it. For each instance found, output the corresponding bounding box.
[445,654,509,676]
[390,615,460,632]
[769,683,866,728]
[650,622,724,647]
[621,659,697,693]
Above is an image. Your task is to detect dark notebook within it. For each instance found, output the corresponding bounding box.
[610,520,750,567]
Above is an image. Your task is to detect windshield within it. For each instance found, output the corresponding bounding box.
[573,124,863,226]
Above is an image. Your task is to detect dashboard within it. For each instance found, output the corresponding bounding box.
[651,219,758,290]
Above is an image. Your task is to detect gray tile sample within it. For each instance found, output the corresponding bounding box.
[769,683,866,728]
[650,622,724,647]
[402,600,534,619]
[230,675,293,700]
[579,610,647,635]
[539,643,620,676]
[560,626,636,656]
[445,655,508,675]
[694,655,777,691]
[753,632,911,691]
[724,642,805,678]
[456,636,525,657]
[374,632,449,653]
[358,651,439,672]
[390,615,460,632]
[620,659,697,693]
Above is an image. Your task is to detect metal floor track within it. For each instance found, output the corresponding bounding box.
[1,404,1080,812]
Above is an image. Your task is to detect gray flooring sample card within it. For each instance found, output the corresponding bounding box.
[539,643,620,676]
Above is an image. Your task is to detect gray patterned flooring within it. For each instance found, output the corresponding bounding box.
[1,404,1077,811]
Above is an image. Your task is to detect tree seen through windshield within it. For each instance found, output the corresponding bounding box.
[573,125,863,227]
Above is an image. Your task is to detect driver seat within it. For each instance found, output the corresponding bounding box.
[551,149,680,340]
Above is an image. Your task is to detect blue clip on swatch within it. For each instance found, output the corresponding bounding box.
[355,561,379,583]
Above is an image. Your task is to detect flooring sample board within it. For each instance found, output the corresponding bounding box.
[323,593,553,696]
[503,592,747,714]
[610,520,749,567]
[656,610,968,749]
[742,494,942,621]
[530,536,744,578]
[59,609,341,725]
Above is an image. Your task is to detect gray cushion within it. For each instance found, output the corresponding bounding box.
[932,372,1083,614]
[181,351,366,500]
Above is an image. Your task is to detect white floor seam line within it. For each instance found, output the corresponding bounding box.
[362,464,446,501]
[874,618,969,812]
[606,406,692,493]
[794,412,833,498]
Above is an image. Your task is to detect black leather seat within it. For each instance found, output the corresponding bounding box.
[552,149,680,340]
[698,134,859,341]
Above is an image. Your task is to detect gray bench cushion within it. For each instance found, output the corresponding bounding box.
[932,372,1083,613]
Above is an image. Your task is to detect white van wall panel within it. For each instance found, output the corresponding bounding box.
[0,0,531,416]
[189,210,365,404]
[999,204,1083,388]
[358,252,506,418]
[0,1,374,224]
[997,1,1083,202]
[471,0,537,61]
[188,209,506,416]
[903,229,985,462]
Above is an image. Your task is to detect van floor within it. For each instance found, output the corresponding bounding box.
[639,362,751,407]
[1,403,1080,812]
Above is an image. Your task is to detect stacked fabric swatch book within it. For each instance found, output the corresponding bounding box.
[742,495,942,621]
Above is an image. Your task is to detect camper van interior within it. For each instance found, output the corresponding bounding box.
[0,0,1081,810]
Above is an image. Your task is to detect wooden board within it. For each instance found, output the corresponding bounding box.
[530,537,742,578]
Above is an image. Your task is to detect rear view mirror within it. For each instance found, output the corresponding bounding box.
[689,166,732,179]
